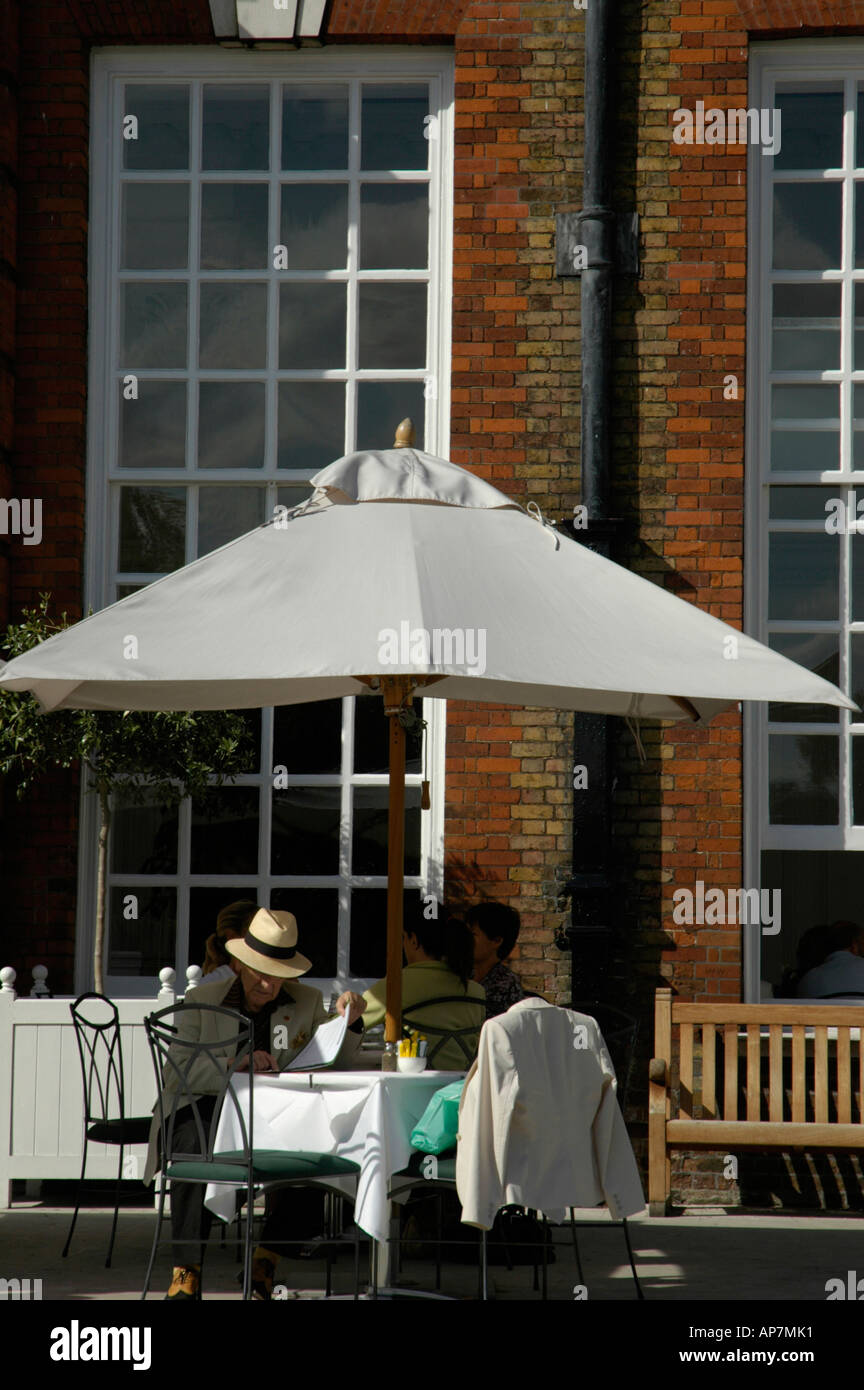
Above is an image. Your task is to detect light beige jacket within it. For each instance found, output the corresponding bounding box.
[143,975,363,1183]
[455,998,645,1227]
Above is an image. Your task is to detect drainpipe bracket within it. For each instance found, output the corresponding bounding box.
[555,209,639,277]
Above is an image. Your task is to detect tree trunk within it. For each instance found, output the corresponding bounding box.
[94,789,110,994]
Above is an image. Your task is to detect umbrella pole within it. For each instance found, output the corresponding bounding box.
[382,676,412,1062]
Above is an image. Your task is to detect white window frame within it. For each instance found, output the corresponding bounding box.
[745,40,864,1000]
[77,45,454,996]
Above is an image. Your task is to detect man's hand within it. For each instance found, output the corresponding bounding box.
[335,991,367,1027]
[233,1050,278,1073]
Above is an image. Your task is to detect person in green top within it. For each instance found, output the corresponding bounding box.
[362,907,487,1071]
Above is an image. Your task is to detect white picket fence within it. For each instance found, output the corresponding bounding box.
[0,963,203,1206]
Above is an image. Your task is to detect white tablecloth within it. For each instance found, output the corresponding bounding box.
[205,1070,458,1245]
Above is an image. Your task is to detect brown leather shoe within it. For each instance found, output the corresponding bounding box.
[166,1266,201,1301]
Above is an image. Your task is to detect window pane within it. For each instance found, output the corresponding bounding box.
[282,84,349,171]
[202,84,269,170]
[354,695,422,774]
[771,283,841,370]
[201,184,269,269]
[108,887,177,976]
[852,534,864,619]
[769,735,839,824]
[198,382,265,469]
[773,184,842,270]
[119,380,186,469]
[279,283,346,368]
[352,785,421,875]
[273,699,343,775]
[852,738,864,823]
[768,486,836,520]
[228,708,262,773]
[360,185,429,269]
[761,850,863,996]
[278,381,345,469]
[122,183,189,270]
[280,184,349,269]
[850,634,864,713]
[199,283,267,368]
[119,486,186,571]
[361,84,429,170]
[774,90,843,170]
[275,484,313,512]
[271,787,341,874]
[270,887,339,976]
[770,431,839,471]
[122,283,188,368]
[358,284,427,368]
[349,887,415,978]
[122,85,189,171]
[768,534,838,620]
[768,633,839,723]
[111,794,179,874]
[197,486,264,556]
[357,381,426,451]
[191,786,260,873]
[855,285,864,370]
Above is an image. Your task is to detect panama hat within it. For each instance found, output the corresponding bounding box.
[225,907,312,979]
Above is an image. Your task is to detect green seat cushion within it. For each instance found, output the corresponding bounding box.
[165,1150,360,1184]
[394,1148,457,1182]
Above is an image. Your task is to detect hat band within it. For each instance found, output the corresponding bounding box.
[244,930,297,961]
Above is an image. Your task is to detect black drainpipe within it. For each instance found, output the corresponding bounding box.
[555,0,638,1008]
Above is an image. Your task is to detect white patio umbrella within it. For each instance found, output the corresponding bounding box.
[0,426,853,1050]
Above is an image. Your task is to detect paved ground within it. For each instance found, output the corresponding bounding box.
[1,1188,862,1301]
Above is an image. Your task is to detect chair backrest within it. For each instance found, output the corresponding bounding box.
[144,1003,254,1170]
[401,995,486,1069]
[69,992,128,1127]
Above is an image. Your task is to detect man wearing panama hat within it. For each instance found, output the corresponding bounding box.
[146,907,367,1300]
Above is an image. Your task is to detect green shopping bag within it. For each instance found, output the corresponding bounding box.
[410,1080,465,1155]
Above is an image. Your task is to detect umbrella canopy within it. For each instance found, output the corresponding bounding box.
[0,442,853,1052]
[0,446,852,719]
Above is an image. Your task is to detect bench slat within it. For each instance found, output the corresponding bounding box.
[680,1022,693,1118]
[837,1028,851,1125]
[724,1023,737,1120]
[768,1024,783,1123]
[701,1023,716,1119]
[814,1026,828,1124]
[670,1003,864,1024]
[746,1025,761,1122]
[792,1027,806,1123]
[667,1120,864,1148]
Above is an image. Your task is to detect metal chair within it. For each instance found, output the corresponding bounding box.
[62,992,153,1269]
[400,994,486,1070]
[141,1002,363,1300]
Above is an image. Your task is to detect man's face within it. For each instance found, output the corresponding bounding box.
[238,962,284,1012]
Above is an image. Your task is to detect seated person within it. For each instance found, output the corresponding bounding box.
[797,920,864,998]
[201,898,257,982]
[467,901,527,1018]
[362,907,486,1071]
[146,906,366,1301]
[776,922,833,998]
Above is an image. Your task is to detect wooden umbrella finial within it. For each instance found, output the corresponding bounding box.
[393,418,415,448]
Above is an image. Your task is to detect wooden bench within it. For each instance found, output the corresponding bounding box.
[648,987,864,1215]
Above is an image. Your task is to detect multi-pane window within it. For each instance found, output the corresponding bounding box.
[749,50,864,994]
[85,52,453,995]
